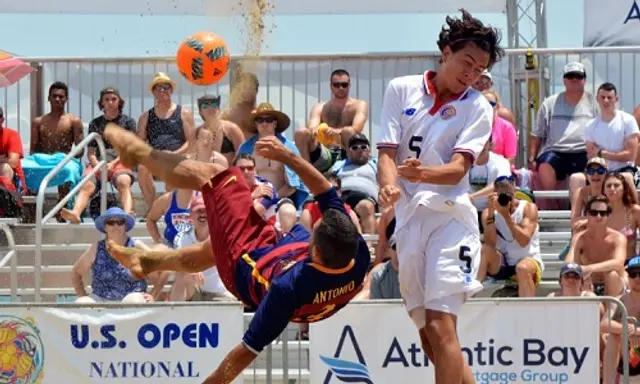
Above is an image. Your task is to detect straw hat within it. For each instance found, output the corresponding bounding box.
[149,72,176,92]
[250,102,291,133]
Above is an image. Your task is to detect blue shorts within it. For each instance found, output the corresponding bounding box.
[537,151,587,180]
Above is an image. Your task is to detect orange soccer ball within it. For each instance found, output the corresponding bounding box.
[176,31,231,86]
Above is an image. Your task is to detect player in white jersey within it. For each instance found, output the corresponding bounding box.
[376,9,505,384]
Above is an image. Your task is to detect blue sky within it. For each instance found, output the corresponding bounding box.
[0,0,583,58]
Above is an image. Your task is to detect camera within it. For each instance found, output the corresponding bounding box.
[498,192,512,207]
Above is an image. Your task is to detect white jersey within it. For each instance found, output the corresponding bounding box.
[377,71,493,230]
[494,200,543,268]
[583,110,640,171]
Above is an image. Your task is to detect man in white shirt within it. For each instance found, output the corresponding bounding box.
[469,137,512,232]
[570,82,640,194]
[376,9,504,384]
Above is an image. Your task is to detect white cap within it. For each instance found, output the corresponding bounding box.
[563,62,585,75]
[481,69,492,81]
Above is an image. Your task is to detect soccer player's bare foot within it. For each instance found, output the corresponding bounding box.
[106,239,147,279]
[104,123,152,168]
[60,208,81,224]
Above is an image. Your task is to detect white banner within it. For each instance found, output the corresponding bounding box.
[584,0,640,46]
[0,303,244,383]
[310,301,600,384]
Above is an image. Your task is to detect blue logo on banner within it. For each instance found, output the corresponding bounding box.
[321,325,373,383]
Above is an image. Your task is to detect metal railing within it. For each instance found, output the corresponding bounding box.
[1,46,639,164]
[0,219,18,301]
[34,132,108,302]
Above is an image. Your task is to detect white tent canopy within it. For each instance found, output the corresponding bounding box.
[0,0,507,15]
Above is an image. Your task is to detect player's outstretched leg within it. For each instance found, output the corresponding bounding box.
[104,123,224,191]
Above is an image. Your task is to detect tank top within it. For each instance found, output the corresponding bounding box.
[163,191,193,246]
[147,105,185,151]
[494,201,542,267]
[91,239,147,301]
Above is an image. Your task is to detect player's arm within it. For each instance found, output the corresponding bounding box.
[415,99,492,185]
[203,283,296,384]
[376,80,403,190]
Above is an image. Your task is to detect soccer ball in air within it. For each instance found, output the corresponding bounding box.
[176,31,230,86]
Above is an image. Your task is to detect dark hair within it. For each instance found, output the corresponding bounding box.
[232,153,256,166]
[597,82,617,95]
[49,81,69,97]
[330,69,350,80]
[97,88,124,112]
[437,9,505,69]
[585,195,611,213]
[314,209,359,269]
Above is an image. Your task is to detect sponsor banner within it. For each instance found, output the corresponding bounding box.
[584,0,640,46]
[0,303,244,383]
[310,301,599,384]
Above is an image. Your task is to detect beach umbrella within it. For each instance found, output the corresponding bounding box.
[0,51,35,88]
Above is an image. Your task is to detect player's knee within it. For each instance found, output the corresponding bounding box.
[424,312,458,346]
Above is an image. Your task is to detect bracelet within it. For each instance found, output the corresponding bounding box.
[486,216,495,224]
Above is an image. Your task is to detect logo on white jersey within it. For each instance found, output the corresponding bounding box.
[440,105,456,120]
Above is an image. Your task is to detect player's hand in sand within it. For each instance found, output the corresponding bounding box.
[255,136,292,163]
[106,240,148,279]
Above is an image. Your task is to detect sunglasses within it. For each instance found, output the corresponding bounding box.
[350,144,369,151]
[562,272,581,280]
[586,167,606,175]
[564,73,585,80]
[255,117,276,124]
[105,219,126,226]
[588,209,609,217]
[238,165,255,172]
[494,175,515,183]
[154,84,172,91]
[200,100,220,109]
[629,271,640,279]
[332,82,350,89]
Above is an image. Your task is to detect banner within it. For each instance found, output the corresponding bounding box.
[0,303,244,383]
[310,301,600,384]
[584,0,640,46]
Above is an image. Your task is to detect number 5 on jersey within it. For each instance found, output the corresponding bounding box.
[458,246,472,274]
[408,135,423,158]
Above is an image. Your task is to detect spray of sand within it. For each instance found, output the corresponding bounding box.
[228,0,275,107]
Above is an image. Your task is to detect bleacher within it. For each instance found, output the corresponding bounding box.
[0,191,573,383]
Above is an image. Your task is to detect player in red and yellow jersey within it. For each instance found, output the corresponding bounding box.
[102,123,370,384]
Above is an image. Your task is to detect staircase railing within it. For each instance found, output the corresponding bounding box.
[0,219,18,301]
[34,132,108,302]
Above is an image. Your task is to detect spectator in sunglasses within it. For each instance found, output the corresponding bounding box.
[329,134,378,233]
[571,157,609,230]
[196,94,244,166]
[72,208,165,303]
[233,153,279,223]
[565,195,626,297]
[482,89,517,164]
[529,62,598,205]
[294,69,369,173]
[479,175,543,297]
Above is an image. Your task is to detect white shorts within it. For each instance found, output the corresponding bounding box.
[396,205,483,328]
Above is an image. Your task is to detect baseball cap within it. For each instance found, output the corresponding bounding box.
[100,87,120,99]
[348,133,369,147]
[560,263,584,279]
[563,62,586,76]
[481,69,492,81]
[190,196,206,212]
[586,156,607,168]
[627,256,640,271]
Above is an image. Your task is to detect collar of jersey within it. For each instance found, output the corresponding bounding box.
[422,70,469,102]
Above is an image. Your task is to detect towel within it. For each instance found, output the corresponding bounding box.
[22,153,83,207]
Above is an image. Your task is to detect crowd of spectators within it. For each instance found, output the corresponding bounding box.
[4,61,640,381]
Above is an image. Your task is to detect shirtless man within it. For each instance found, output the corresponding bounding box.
[565,195,627,297]
[295,69,369,173]
[221,70,259,138]
[30,81,85,218]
